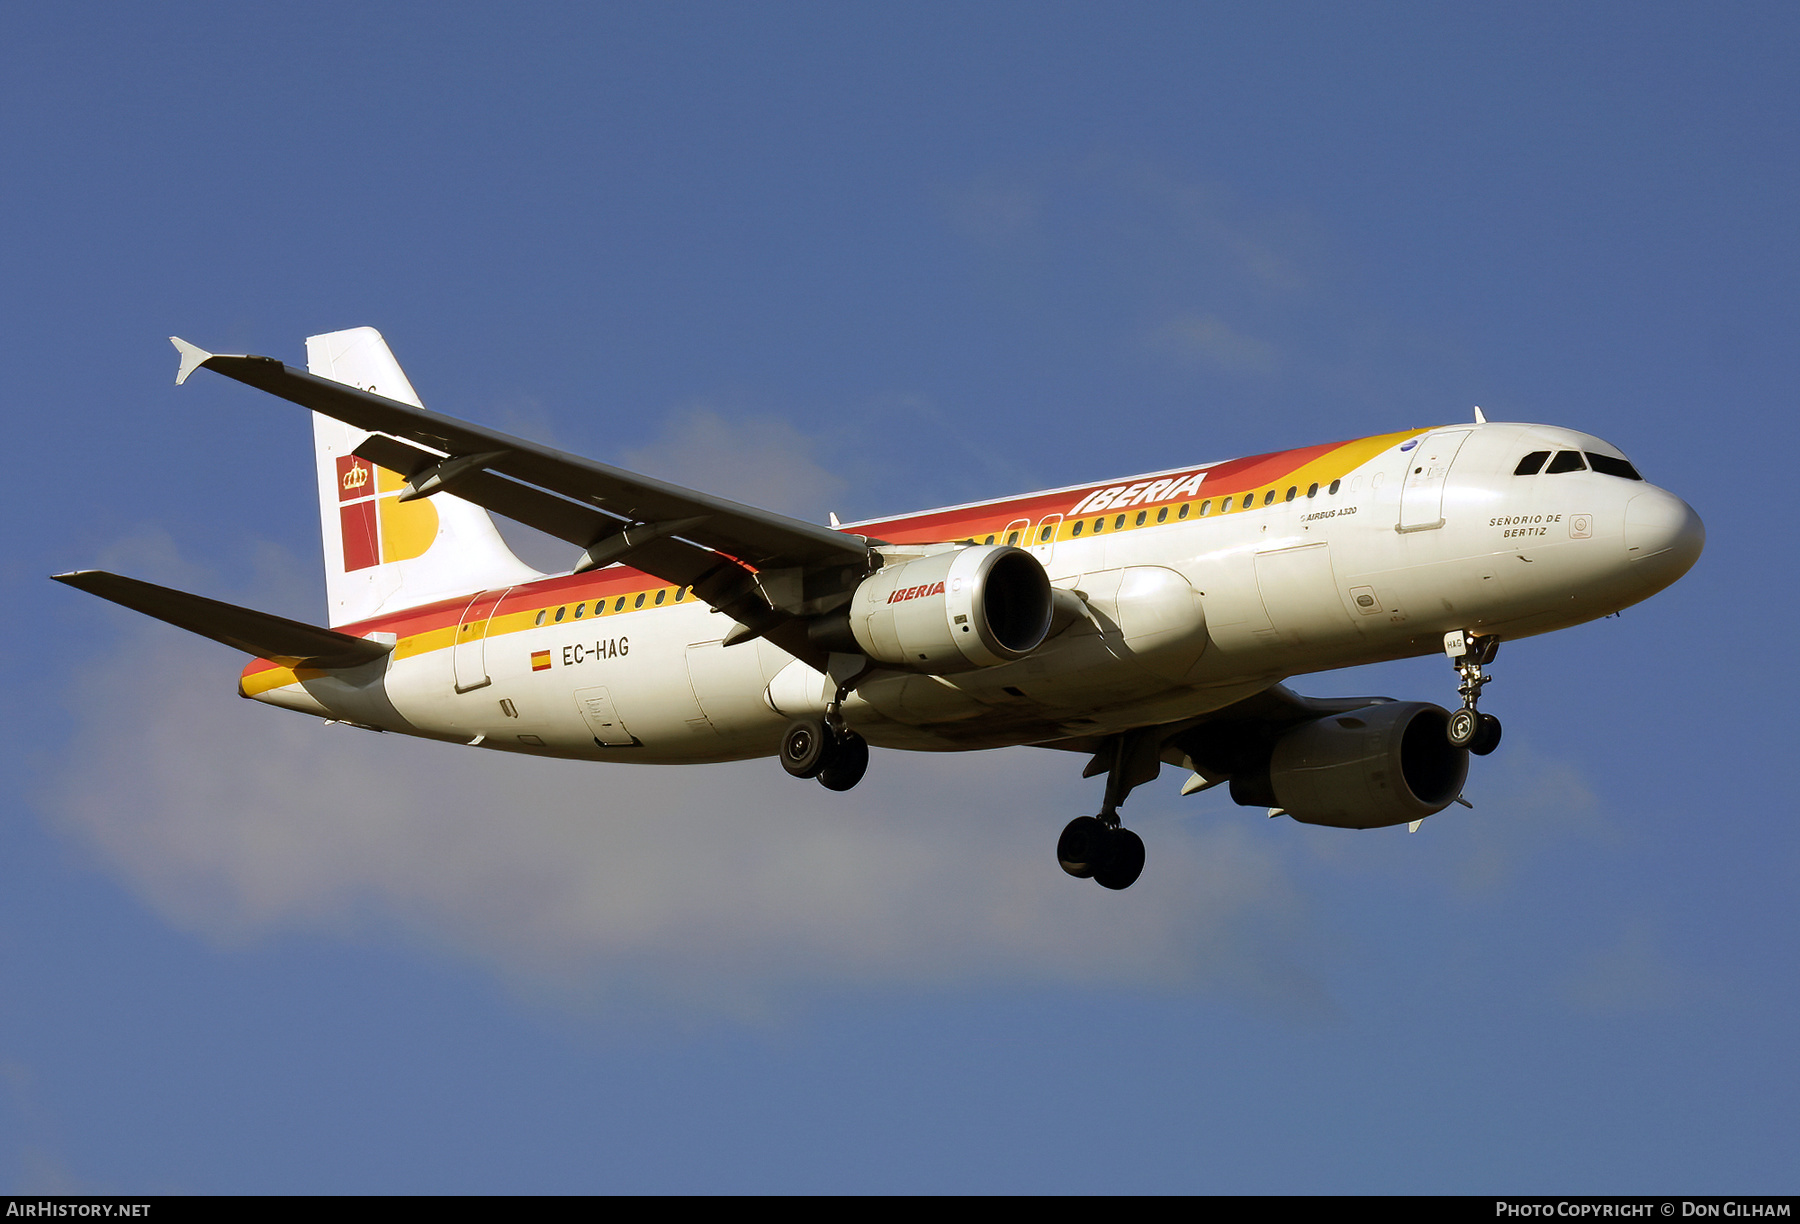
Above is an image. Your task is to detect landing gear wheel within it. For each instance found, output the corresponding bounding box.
[1057,816,1107,879]
[1470,712,1502,756]
[1446,706,1478,748]
[780,718,835,779]
[817,730,869,791]
[1092,827,1145,891]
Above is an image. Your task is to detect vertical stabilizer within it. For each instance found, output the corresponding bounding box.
[306,327,541,627]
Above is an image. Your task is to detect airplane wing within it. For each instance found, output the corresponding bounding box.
[170,339,873,577]
[52,570,392,669]
[350,431,748,599]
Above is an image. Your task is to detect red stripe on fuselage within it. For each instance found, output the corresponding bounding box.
[241,433,1382,679]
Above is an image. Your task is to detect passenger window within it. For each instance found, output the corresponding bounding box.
[1177,503,1190,519]
[675,587,687,602]
[614,597,625,612]
[554,606,566,622]
[634,593,645,608]
[534,610,546,626]
[1545,450,1588,474]
[1093,517,1105,533]
[1157,506,1169,522]
[1285,486,1296,502]
[655,590,666,604]
[1514,451,1550,476]
[1263,490,1275,506]
[1329,479,1341,495]
[1586,452,1643,480]
[1114,515,1126,530]
[984,535,995,545]
[1006,531,1020,545]
[1040,524,1054,542]
[1241,494,1253,510]
[574,602,585,618]
[1307,483,1318,498]
[1071,520,1084,536]
[1134,510,1147,526]
[1199,500,1211,516]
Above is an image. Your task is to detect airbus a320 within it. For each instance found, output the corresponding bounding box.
[56,328,1705,890]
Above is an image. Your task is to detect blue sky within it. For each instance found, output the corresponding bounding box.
[3,3,1795,1192]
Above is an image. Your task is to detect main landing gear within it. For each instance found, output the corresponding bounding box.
[1058,729,1158,891]
[778,656,872,791]
[1443,630,1503,756]
[1058,816,1145,892]
[780,716,869,791]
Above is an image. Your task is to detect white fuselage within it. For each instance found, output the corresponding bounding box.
[245,421,1703,763]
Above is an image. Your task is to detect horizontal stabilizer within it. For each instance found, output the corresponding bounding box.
[52,570,392,669]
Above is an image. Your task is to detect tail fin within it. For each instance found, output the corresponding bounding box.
[306,327,540,626]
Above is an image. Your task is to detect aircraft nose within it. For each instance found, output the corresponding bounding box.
[1624,488,1705,579]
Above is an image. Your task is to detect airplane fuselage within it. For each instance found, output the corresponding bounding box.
[242,420,1703,764]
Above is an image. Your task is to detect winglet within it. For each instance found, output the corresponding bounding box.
[170,336,213,385]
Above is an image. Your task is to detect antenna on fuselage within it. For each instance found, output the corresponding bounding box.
[1473,405,1488,424]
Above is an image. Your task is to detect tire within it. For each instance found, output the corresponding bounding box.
[818,730,869,791]
[1470,712,1503,756]
[1093,827,1145,891]
[1057,816,1106,879]
[780,718,834,779]
[1446,706,1478,748]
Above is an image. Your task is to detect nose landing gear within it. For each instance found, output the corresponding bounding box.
[1443,630,1503,756]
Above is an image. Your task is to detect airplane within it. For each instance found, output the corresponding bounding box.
[54,327,1705,891]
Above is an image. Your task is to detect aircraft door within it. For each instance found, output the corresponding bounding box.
[452,587,512,693]
[1029,514,1062,569]
[1398,430,1471,532]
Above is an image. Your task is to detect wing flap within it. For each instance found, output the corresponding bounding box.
[53,571,392,669]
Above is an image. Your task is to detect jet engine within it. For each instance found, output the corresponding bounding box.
[1261,701,1468,829]
[829,545,1053,673]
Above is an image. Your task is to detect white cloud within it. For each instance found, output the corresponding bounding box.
[1147,313,1280,376]
[936,181,1042,241]
[1564,921,1683,1013]
[45,617,1324,1016]
[619,405,849,522]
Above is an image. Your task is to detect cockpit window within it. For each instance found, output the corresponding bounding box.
[1545,450,1588,474]
[1514,451,1550,476]
[1586,452,1643,480]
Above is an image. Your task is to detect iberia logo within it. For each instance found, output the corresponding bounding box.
[335,455,439,572]
[888,581,946,604]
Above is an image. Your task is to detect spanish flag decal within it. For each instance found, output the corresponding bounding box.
[531,650,552,672]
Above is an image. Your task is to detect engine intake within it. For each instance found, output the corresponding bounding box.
[1266,701,1468,829]
[843,545,1052,673]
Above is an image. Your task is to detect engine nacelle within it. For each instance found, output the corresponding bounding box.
[1267,702,1469,829]
[845,545,1053,673]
